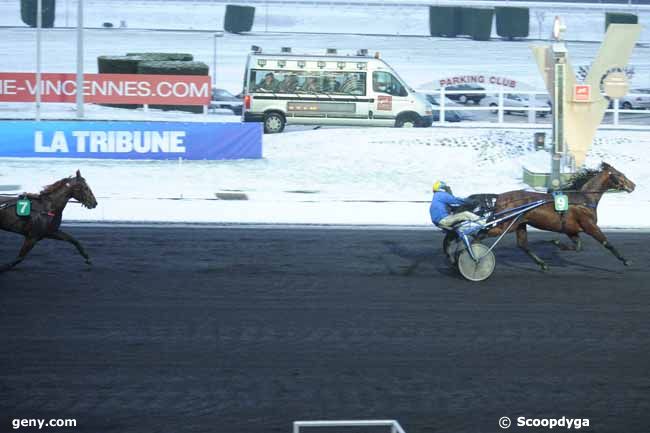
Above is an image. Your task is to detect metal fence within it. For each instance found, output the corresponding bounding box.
[430,88,650,128]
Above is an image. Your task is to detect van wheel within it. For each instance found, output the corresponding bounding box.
[459,95,468,104]
[264,112,285,133]
[395,113,419,128]
[489,103,498,114]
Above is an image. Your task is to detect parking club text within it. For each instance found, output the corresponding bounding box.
[34,130,187,153]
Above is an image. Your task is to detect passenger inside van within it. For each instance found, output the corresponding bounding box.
[279,74,299,93]
[302,77,319,93]
[322,76,341,93]
[256,72,280,92]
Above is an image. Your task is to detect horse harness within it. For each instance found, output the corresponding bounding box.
[0,196,57,218]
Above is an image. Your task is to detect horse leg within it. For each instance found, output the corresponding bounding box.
[47,230,92,265]
[516,224,549,271]
[0,237,37,272]
[581,221,630,266]
[551,234,582,251]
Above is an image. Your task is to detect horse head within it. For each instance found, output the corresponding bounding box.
[600,162,635,193]
[69,170,98,209]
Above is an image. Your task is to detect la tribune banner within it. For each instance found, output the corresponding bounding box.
[0,121,262,160]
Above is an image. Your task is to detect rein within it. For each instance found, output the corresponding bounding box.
[492,190,607,209]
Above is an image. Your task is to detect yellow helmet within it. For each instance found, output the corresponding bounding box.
[433,180,447,192]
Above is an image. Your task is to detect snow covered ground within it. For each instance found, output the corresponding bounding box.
[1,127,648,227]
[1,1,649,227]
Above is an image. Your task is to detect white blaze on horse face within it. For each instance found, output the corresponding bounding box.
[34,130,69,153]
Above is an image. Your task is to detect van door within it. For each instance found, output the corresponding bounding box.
[371,71,412,126]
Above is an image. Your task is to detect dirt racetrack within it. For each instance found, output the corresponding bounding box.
[1,225,649,433]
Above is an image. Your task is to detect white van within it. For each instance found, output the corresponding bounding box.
[242,48,433,133]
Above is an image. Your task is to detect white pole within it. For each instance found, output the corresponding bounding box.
[439,87,446,123]
[35,0,42,121]
[213,33,217,86]
[76,0,84,118]
[528,93,535,123]
[498,89,504,124]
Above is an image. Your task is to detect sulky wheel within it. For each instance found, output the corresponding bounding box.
[456,243,496,282]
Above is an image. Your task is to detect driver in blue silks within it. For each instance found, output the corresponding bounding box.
[430,180,480,230]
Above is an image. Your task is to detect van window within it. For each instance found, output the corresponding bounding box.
[373,71,407,97]
[249,69,366,96]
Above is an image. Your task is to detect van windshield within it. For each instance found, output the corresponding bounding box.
[248,69,366,96]
[373,71,408,97]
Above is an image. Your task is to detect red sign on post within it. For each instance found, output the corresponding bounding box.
[573,84,591,102]
[0,73,210,105]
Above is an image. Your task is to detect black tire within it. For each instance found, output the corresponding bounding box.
[263,112,285,134]
[395,113,419,128]
[622,101,633,110]
[458,95,468,104]
[443,230,464,267]
[489,103,498,114]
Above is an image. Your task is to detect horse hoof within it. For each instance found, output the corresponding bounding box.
[623,260,632,267]
[551,240,561,246]
[85,259,92,266]
[540,264,549,271]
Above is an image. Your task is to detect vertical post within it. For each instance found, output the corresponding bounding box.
[76,0,84,118]
[213,33,218,86]
[439,87,446,123]
[35,0,42,121]
[265,0,268,32]
[497,89,504,124]
[613,98,620,125]
[528,92,535,123]
[551,49,566,190]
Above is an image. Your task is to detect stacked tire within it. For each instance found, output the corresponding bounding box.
[21,0,56,28]
[224,5,255,34]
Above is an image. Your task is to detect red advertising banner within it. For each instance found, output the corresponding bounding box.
[0,73,210,105]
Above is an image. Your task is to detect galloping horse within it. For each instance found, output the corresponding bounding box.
[0,170,97,272]
[484,162,634,270]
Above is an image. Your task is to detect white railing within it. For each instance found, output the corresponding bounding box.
[293,420,407,433]
[428,88,650,128]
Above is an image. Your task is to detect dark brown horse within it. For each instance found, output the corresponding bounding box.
[485,162,635,270]
[0,170,97,272]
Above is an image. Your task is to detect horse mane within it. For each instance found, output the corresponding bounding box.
[561,162,610,191]
[40,177,72,195]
